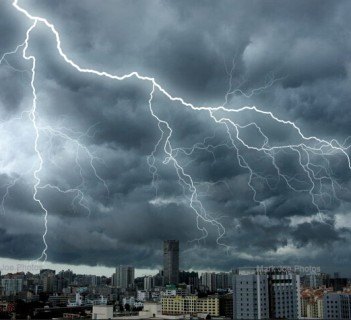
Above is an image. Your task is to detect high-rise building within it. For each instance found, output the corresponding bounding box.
[201,272,217,292]
[300,287,325,318]
[66,270,74,285]
[115,265,135,290]
[179,271,199,292]
[306,297,324,319]
[301,272,323,288]
[40,269,56,293]
[233,270,269,319]
[144,276,154,291]
[163,240,179,285]
[219,293,234,319]
[153,272,164,287]
[233,267,301,319]
[323,293,351,319]
[216,272,231,290]
[1,279,23,296]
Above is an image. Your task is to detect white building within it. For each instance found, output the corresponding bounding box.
[151,291,161,302]
[323,293,351,319]
[139,302,162,318]
[122,296,143,309]
[233,272,269,319]
[144,276,154,291]
[137,290,148,301]
[162,289,177,297]
[233,268,300,319]
[123,296,136,307]
[92,305,113,320]
[306,298,323,319]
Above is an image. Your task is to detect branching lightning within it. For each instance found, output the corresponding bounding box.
[1,0,350,262]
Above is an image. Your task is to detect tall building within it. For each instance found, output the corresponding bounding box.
[1,279,23,296]
[306,297,324,319]
[201,272,217,292]
[144,276,154,291]
[233,267,301,319]
[163,240,179,285]
[153,272,164,287]
[40,269,56,293]
[115,265,135,290]
[301,288,324,318]
[233,270,269,319]
[179,271,199,292]
[301,273,323,288]
[323,293,351,319]
[219,293,234,319]
[216,272,231,290]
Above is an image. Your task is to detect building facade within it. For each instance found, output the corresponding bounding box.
[233,272,269,319]
[306,298,324,319]
[163,240,179,285]
[161,295,219,316]
[201,272,217,292]
[115,265,135,290]
[323,293,351,319]
[301,288,325,318]
[233,268,301,319]
[144,275,154,291]
[1,278,23,296]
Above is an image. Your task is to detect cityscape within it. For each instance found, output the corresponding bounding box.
[0,240,350,319]
[1,1,351,319]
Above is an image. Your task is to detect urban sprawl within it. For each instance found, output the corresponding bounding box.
[0,240,350,320]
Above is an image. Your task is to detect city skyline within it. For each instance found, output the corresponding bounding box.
[1,0,351,277]
[0,260,349,319]
[0,252,347,280]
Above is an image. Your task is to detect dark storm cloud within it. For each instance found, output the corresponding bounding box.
[291,221,342,248]
[0,0,351,274]
[0,228,43,259]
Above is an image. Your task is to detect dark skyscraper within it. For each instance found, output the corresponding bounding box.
[163,240,179,285]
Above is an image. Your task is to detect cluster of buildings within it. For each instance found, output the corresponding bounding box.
[301,286,351,319]
[0,240,350,319]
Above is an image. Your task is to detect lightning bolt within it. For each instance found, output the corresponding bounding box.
[23,19,49,262]
[0,3,110,263]
[1,176,20,215]
[2,0,350,262]
[222,54,286,106]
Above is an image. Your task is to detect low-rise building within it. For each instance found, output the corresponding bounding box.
[161,295,219,316]
[92,305,113,320]
[197,296,219,316]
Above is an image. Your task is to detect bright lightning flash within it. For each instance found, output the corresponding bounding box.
[0,0,350,263]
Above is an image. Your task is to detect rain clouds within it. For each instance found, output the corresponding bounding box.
[0,0,351,275]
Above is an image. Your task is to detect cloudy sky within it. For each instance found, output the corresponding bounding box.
[1,0,351,277]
